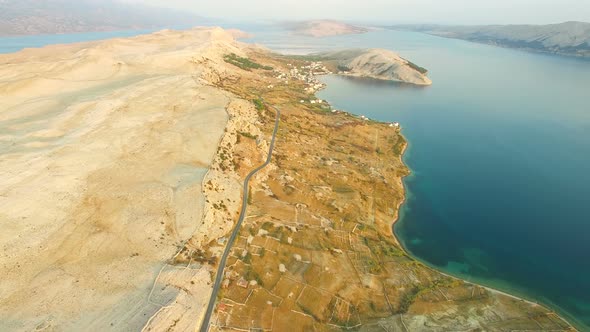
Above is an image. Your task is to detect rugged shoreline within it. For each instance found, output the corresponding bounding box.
[201,47,575,331]
[386,121,578,331]
[0,27,576,331]
[310,70,577,330]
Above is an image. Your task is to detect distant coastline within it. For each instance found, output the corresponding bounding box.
[386,21,590,58]
[283,19,368,37]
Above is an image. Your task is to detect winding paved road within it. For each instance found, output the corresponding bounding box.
[200,103,281,332]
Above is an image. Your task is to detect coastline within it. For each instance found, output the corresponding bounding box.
[388,133,579,331]
[316,77,577,330]
[1,27,579,331]
[387,138,409,246]
[423,33,590,60]
[339,72,433,86]
[393,231,580,330]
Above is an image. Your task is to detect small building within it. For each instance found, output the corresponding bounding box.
[237,278,248,289]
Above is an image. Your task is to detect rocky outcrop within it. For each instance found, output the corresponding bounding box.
[320,48,432,85]
[342,49,432,85]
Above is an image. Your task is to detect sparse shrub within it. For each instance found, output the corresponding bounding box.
[406,60,428,74]
[337,64,352,72]
[247,185,253,205]
[398,286,419,313]
[239,131,258,139]
[252,98,265,111]
[223,53,273,71]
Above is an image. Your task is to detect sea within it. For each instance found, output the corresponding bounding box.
[2,25,589,330]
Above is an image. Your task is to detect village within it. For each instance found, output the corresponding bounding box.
[271,60,401,128]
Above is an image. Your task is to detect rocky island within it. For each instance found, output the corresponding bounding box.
[286,20,369,37]
[0,27,575,331]
[312,48,432,85]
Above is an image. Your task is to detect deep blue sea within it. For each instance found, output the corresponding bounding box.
[2,26,589,330]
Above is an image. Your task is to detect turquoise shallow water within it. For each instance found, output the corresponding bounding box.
[2,27,590,330]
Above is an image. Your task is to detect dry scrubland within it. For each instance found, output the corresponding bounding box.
[202,51,575,331]
[0,27,575,332]
[0,27,264,331]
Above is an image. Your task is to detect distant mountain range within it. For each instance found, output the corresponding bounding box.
[0,0,204,36]
[386,21,590,58]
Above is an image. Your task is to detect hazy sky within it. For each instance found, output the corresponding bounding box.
[125,0,590,25]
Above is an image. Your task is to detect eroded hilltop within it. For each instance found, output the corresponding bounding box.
[0,28,575,331]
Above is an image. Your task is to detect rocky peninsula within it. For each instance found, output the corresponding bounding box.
[0,28,574,331]
[321,48,432,85]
